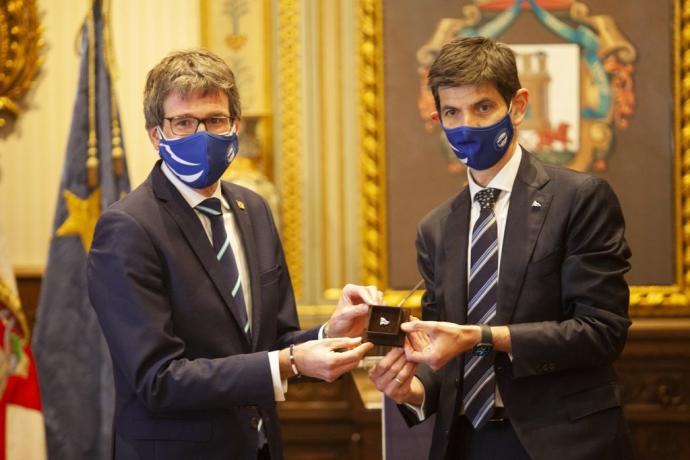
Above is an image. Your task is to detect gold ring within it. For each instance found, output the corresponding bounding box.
[394,377,404,384]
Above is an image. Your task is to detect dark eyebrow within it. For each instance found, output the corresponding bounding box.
[440,104,459,112]
[472,98,497,108]
[440,97,498,113]
[169,112,230,119]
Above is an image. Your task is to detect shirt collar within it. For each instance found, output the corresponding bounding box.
[468,144,523,201]
[160,162,230,211]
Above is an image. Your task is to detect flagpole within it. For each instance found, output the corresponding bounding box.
[86,0,99,189]
[101,0,124,178]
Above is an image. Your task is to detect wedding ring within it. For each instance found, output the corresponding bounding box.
[394,377,404,384]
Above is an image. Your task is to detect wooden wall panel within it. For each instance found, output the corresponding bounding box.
[278,377,381,460]
[616,320,690,460]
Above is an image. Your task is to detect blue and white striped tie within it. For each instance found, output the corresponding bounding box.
[463,187,499,429]
[196,198,250,339]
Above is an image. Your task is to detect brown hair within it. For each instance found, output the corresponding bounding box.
[143,49,241,129]
[427,36,520,111]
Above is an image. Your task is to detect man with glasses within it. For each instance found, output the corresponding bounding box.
[87,49,375,460]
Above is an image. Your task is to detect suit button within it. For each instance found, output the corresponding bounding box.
[250,416,260,429]
[455,378,460,386]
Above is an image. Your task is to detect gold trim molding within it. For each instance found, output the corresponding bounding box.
[278,0,304,297]
[358,0,387,288]
[0,0,43,128]
[359,0,690,316]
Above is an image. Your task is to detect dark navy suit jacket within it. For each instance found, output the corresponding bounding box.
[88,162,318,459]
[401,151,633,460]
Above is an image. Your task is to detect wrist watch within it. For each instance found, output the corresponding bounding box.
[473,324,493,357]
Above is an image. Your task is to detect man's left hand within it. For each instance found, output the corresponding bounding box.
[325,284,382,338]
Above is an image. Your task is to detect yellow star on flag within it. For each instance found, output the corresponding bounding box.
[55,188,101,252]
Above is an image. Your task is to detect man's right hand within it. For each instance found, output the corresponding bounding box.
[368,347,424,406]
[402,320,480,371]
[281,337,374,382]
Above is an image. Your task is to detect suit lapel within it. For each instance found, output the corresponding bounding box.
[443,189,471,325]
[496,152,552,324]
[221,184,263,350]
[152,166,251,345]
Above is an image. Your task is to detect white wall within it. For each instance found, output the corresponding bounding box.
[0,0,201,270]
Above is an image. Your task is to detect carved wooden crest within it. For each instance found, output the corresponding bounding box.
[0,0,43,128]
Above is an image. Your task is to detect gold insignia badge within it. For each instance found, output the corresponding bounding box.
[236,200,245,210]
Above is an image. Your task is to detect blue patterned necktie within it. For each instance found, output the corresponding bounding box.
[196,198,265,445]
[196,198,250,338]
[463,187,500,429]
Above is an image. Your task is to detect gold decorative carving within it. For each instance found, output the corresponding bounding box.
[359,0,387,288]
[619,369,688,409]
[0,0,43,128]
[359,0,690,316]
[615,319,690,458]
[416,6,480,69]
[570,1,637,63]
[278,0,303,297]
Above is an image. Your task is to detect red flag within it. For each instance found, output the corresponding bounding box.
[0,229,46,459]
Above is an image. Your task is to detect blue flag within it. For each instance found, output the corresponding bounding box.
[31,1,129,458]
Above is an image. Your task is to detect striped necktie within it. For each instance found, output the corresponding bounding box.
[196,198,264,445]
[463,187,500,429]
[196,198,250,338]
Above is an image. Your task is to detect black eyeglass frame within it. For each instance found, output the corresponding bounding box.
[163,116,234,136]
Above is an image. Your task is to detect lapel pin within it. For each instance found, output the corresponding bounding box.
[531,200,542,208]
[236,200,246,210]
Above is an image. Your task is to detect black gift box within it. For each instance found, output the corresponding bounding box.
[363,305,410,347]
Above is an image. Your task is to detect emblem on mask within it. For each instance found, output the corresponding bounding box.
[226,143,236,162]
[495,129,509,150]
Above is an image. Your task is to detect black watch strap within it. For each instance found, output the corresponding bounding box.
[473,324,493,357]
[479,324,492,343]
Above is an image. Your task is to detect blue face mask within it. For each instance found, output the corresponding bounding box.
[158,127,239,189]
[442,107,514,171]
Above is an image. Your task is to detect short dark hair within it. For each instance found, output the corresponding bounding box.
[427,36,521,111]
[143,49,241,129]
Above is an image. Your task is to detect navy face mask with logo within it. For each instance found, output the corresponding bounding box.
[158,127,239,189]
[442,107,514,171]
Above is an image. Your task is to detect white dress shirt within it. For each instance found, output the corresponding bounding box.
[161,162,288,401]
[467,145,522,276]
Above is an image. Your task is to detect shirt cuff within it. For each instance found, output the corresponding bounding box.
[403,381,426,421]
[268,350,288,401]
[318,323,327,339]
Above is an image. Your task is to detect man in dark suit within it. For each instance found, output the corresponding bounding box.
[369,37,633,459]
[87,49,375,460]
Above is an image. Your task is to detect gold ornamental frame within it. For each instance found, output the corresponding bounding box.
[358,0,690,316]
[277,0,304,298]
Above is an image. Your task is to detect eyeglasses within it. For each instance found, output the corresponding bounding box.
[164,116,233,136]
